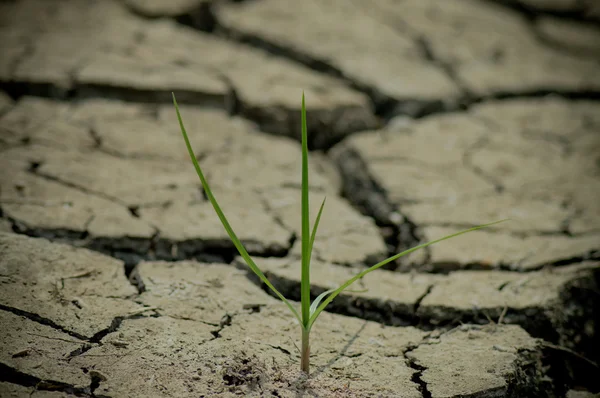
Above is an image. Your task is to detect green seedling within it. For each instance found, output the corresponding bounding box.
[172,92,506,374]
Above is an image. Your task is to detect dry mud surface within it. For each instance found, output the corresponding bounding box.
[0,0,599,397]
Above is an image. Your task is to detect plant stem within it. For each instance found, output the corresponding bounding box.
[301,327,310,374]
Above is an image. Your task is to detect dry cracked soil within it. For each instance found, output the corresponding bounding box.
[0,0,599,397]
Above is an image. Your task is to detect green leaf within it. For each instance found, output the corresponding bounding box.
[307,197,326,268]
[300,92,311,326]
[307,219,509,330]
[305,196,326,319]
[309,288,335,317]
[309,286,367,318]
[172,93,301,325]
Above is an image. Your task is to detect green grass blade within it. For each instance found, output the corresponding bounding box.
[300,92,311,326]
[307,219,509,329]
[309,288,335,317]
[309,286,368,318]
[172,93,301,324]
[307,197,326,267]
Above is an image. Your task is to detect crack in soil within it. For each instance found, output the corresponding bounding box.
[5,216,292,291]
[353,0,473,117]
[462,135,506,194]
[89,316,125,344]
[469,90,600,110]
[0,363,100,398]
[0,303,160,356]
[0,304,89,341]
[150,236,290,265]
[402,343,432,398]
[253,191,298,258]
[483,0,600,24]
[28,165,130,209]
[412,285,434,314]
[213,22,389,107]
[330,143,425,271]
[67,342,95,359]
[520,250,600,271]
[1,73,227,109]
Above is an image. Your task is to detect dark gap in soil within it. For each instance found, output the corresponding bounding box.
[414,35,473,101]
[88,127,103,148]
[67,343,95,359]
[209,312,235,339]
[1,81,76,102]
[8,221,291,265]
[8,223,154,272]
[329,144,423,271]
[90,316,124,343]
[412,260,498,274]
[28,160,41,172]
[389,91,600,126]
[89,373,103,395]
[412,285,434,313]
[127,265,146,293]
[123,0,219,33]
[218,75,241,116]
[546,250,600,267]
[216,27,345,81]
[127,206,140,218]
[493,249,600,273]
[174,1,218,33]
[150,237,290,264]
[80,85,229,109]
[0,80,229,110]
[0,364,41,388]
[0,363,93,397]
[470,90,600,107]
[10,220,89,242]
[482,0,600,25]
[0,304,89,341]
[541,342,600,394]
[406,358,431,398]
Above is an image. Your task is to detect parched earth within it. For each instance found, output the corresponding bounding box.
[0,0,599,397]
